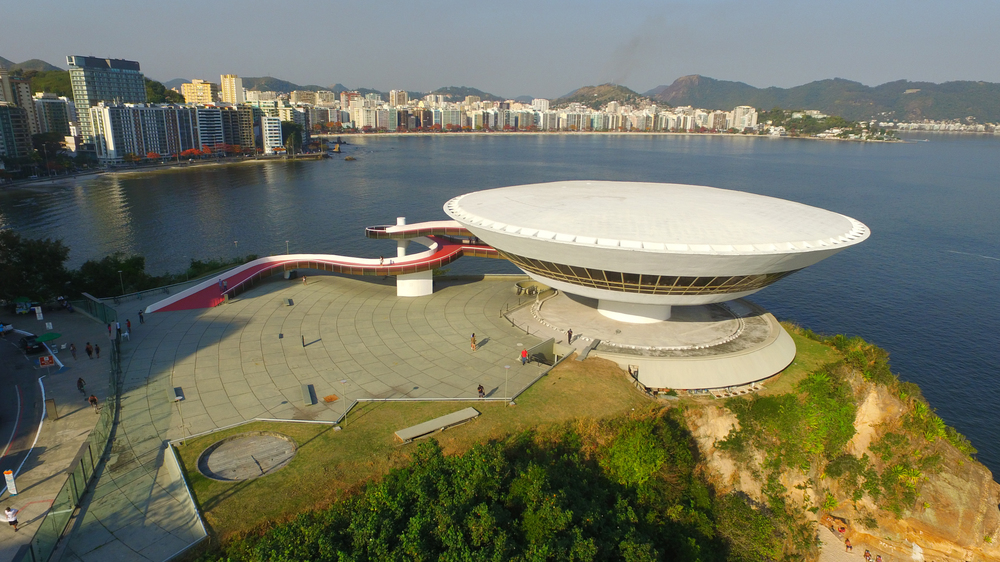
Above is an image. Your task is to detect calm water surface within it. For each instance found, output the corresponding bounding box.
[2,133,998,473]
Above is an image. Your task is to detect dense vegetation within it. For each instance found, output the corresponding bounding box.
[206,413,781,562]
[554,84,651,110]
[646,74,1000,122]
[0,232,255,302]
[718,329,977,533]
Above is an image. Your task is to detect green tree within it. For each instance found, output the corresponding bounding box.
[145,78,183,103]
[73,252,155,297]
[281,121,303,154]
[0,230,71,301]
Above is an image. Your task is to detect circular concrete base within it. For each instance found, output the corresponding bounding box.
[197,432,296,482]
[597,300,671,323]
[525,292,795,390]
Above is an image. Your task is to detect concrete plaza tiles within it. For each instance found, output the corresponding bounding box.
[65,274,544,561]
[147,275,545,437]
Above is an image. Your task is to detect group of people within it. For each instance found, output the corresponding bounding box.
[76,378,100,412]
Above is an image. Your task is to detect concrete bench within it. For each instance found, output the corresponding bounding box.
[302,384,316,406]
[395,407,480,443]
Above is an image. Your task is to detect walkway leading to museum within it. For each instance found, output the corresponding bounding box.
[147,220,499,313]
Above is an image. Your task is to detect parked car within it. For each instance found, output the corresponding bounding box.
[20,335,44,354]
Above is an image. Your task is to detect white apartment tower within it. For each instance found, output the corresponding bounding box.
[220,74,245,104]
[531,98,549,112]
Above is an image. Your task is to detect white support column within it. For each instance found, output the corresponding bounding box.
[396,216,408,257]
[397,270,433,297]
[597,300,671,323]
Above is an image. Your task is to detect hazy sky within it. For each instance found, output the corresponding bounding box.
[4,0,999,98]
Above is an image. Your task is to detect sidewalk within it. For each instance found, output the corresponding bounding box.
[0,309,113,562]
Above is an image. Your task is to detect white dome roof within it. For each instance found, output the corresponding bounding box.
[445,181,868,254]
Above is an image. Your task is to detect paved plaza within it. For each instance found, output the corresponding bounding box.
[63,273,545,561]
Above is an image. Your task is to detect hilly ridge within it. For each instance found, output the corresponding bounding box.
[646,75,1000,122]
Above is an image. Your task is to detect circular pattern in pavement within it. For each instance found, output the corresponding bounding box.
[197,432,296,481]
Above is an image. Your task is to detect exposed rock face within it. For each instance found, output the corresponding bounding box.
[686,374,1000,562]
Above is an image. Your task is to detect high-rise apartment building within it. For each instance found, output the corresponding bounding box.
[67,56,147,141]
[220,74,245,104]
[261,116,283,154]
[0,104,31,158]
[290,90,317,105]
[182,79,220,105]
[531,98,549,112]
[0,69,41,135]
[33,93,74,136]
[389,90,408,107]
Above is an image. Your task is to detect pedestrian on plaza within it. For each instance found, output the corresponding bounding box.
[875,556,882,562]
[223,280,227,291]
[845,538,852,552]
[470,333,476,352]
[478,384,485,398]
[85,342,93,359]
[89,394,99,412]
[302,275,307,285]
[379,256,384,266]
[864,549,871,562]
[95,344,101,359]
[566,328,573,344]
[5,507,18,532]
[218,278,224,291]
[107,324,112,337]
[77,377,86,394]
[70,343,77,360]
[138,310,145,324]
[521,348,528,366]
[126,319,131,332]
[115,322,121,338]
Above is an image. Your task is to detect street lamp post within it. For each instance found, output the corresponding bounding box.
[118,270,125,296]
[504,365,510,402]
[285,240,289,254]
[234,240,238,257]
[340,379,348,425]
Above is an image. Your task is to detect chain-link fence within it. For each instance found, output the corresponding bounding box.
[15,337,122,562]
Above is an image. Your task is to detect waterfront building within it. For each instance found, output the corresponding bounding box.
[220,74,245,104]
[181,80,220,105]
[0,103,31,158]
[731,106,758,131]
[340,91,361,108]
[67,56,147,142]
[445,180,869,323]
[89,103,200,162]
[260,116,282,154]
[532,98,549,112]
[33,93,74,136]
[0,69,40,135]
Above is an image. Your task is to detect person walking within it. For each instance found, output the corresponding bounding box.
[126,319,131,332]
[107,324,112,338]
[477,384,485,398]
[70,343,77,360]
[845,538,852,552]
[89,394,99,412]
[115,322,121,338]
[95,344,101,359]
[521,348,528,366]
[566,328,573,344]
[138,310,144,324]
[85,342,93,359]
[470,333,476,352]
[5,507,18,532]
[77,377,86,395]
[302,275,307,285]
[223,280,227,291]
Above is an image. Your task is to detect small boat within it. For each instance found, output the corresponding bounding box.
[344,156,357,161]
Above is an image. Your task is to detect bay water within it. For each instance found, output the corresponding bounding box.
[2,133,998,473]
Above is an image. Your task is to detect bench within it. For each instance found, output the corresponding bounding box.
[302,384,316,406]
[395,407,480,443]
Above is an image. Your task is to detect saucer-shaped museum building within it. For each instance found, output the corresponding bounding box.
[445,181,869,323]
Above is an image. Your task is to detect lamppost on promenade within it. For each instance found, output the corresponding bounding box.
[118,270,125,295]
[340,379,349,425]
[234,240,238,257]
[285,240,289,254]
[504,365,510,403]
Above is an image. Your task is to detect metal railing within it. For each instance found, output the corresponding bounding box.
[70,293,118,324]
[15,337,123,562]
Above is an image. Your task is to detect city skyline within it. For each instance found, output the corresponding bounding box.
[4,0,1000,99]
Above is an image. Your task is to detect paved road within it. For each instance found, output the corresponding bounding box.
[0,331,45,493]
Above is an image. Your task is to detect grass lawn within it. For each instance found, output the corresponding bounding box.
[173,356,651,542]
[759,323,843,396]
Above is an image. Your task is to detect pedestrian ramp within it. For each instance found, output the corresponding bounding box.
[395,407,480,443]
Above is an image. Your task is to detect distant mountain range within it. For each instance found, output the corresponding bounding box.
[0,56,63,72]
[6,56,1000,121]
[645,75,1000,123]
